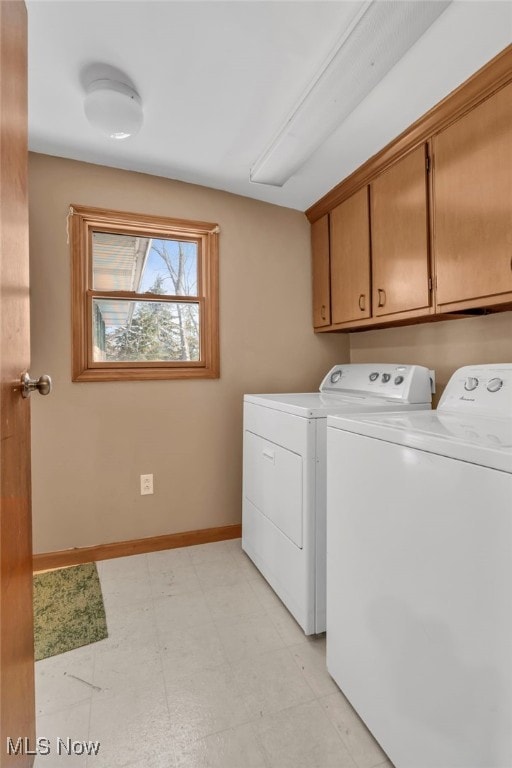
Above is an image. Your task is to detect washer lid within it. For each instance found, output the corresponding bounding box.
[327,410,512,473]
[243,392,426,418]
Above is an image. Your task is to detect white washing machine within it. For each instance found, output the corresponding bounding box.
[242,363,433,635]
[326,364,512,768]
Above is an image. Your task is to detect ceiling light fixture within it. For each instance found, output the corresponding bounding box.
[84,79,143,140]
[250,0,450,187]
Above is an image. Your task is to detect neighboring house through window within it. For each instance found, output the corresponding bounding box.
[70,205,219,381]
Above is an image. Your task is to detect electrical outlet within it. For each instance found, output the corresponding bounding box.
[140,474,153,495]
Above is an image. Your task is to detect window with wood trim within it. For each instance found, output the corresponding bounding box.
[70,205,219,381]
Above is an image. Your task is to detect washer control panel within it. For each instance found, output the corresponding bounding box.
[319,364,434,404]
[439,365,512,417]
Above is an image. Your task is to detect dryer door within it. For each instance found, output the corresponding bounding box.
[244,431,303,548]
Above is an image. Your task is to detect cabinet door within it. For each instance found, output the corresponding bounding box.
[371,145,431,317]
[311,214,331,327]
[433,82,512,308]
[330,187,371,324]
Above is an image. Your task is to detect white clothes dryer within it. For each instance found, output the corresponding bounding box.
[242,363,433,635]
[326,364,512,768]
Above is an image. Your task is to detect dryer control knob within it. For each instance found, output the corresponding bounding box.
[381,373,391,383]
[464,376,479,392]
[330,370,342,384]
[394,375,404,385]
[369,372,379,382]
[487,377,503,393]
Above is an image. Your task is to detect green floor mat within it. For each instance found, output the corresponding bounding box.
[33,562,108,661]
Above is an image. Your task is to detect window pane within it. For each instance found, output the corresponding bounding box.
[92,232,198,296]
[92,299,200,362]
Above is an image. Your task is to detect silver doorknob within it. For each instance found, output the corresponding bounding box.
[21,372,52,398]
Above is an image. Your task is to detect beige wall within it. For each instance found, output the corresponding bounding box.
[29,153,349,554]
[350,313,512,404]
[30,153,512,554]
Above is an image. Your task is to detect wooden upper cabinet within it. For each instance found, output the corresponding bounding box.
[311,214,331,327]
[433,81,512,309]
[330,187,371,324]
[370,144,432,318]
[307,49,512,332]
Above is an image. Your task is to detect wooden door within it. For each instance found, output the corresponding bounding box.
[371,144,431,318]
[330,187,371,324]
[433,81,512,309]
[0,3,35,766]
[311,214,331,327]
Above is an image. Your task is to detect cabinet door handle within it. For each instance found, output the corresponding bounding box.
[377,288,386,308]
[358,294,365,311]
[321,304,326,320]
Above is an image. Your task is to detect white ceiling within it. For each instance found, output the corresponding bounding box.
[27,1,512,212]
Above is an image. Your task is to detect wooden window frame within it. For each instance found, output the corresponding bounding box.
[70,204,220,382]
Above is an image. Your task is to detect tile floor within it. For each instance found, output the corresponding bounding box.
[34,539,394,768]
